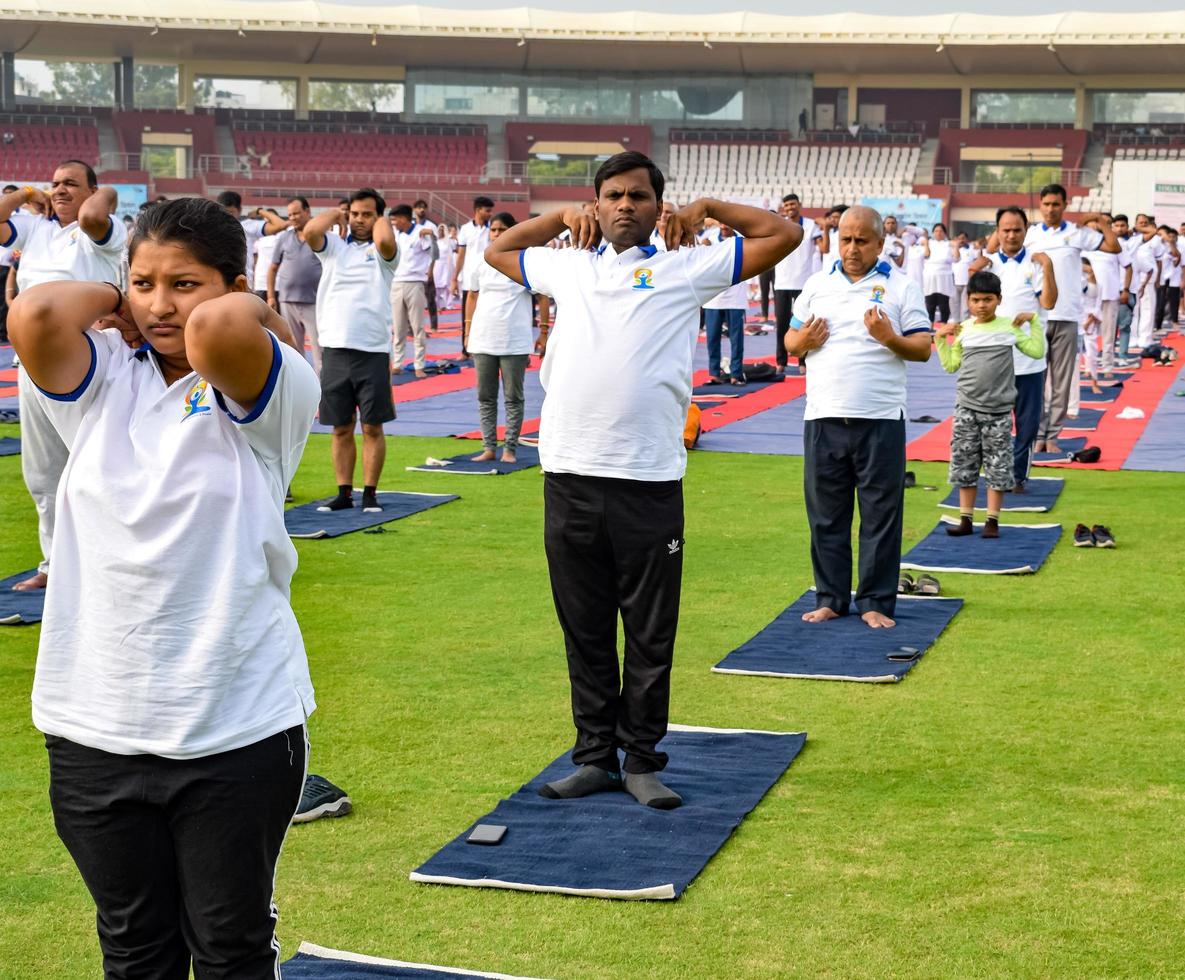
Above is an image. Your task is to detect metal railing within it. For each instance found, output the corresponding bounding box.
[805,129,923,145]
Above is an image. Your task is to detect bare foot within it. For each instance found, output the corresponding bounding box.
[415,370,428,379]
[1045,439,1061,454]
[12,572,47,591]
[1090,382,1102,395]
[801,607,841,623]
[471,450,496,462]
[862,610,896,629]
[500,451,517,464]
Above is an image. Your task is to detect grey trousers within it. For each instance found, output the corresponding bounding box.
[474,353,529,450]
[280,301,322,376]
[1038,319,1079,442]
[1098,299,1119,373]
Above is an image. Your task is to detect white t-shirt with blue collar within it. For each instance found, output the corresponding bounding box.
[4,211,126,291]
[1024,220,1103,321]
[987,249,1048,376]
[313,232,397,352]
[791,259,931,421]
[521,236,743,481]
[28,328,321,759]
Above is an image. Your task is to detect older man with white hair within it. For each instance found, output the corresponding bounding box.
[784,206,933,629]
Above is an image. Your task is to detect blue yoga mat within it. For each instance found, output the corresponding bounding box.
[0,437,19,457]
[0,570,44,625]
[712,591,963,683]
[285,492,459,539]
[692,376,783,397]
[1079,385,1122,402]
[406,444,539,476]
[282,943,545,980]
[1062,408,1105,431]
[391,360,472,386]
[1032,437,1088,463]
[410,725,806,900]
[901,519,1063,574]
[940,476,1064,513]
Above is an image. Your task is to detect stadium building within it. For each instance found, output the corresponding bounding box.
[3,3,1185,231]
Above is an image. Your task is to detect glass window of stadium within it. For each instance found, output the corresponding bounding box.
[415,84,519,115]
[1093,91,1185,124]
[135,65,179,109]
[973,90,1075,125]
[527,81,631,119]
[641,86,743,121]
[309,81,405,114]
[14,59,115,106]
[193,77,296,110]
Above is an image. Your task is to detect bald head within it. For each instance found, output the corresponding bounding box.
[836,206,887,278]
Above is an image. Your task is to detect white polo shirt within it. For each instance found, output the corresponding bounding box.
[313,233,397,353]
[953,245,979,287]
[241,217,266,279]
[393,225,433,283]
[469,257,535,356]
[1085,248,1127,302]
[986,249,1048,377]
[457,220,491,291]
[790,259,931,420]
[521,236,742,480]
[773,218,822,291]
[1024,221,1103,321]
[4,212,126,290]
[29,328,321,759]
[1130,235,1164,290]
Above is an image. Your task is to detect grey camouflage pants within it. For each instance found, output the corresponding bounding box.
[949,406,1014,490]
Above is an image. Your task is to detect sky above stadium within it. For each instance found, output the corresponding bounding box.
[335,0,1184,11]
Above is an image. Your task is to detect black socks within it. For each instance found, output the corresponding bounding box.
[538,765,621,799]
[318,485,354,512]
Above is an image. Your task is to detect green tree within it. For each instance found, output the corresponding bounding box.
[47,62,114,106]
[310,81,401,113]
[134,65,178,109]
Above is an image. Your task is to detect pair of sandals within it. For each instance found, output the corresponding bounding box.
[898,572,941,596]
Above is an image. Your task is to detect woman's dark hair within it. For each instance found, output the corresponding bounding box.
[594,151,665,201]
[996,206,1028,226]
[490,211,517,228]
[967,270,1002,297]
[129,197,246,286]
[215,190,242,211]
[932,222,948,234]
[349,187,386,215]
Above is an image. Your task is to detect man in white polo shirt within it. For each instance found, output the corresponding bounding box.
[486,151,800,810]
[411,199,440,332]
[1084,214,1130,378]
[389,203,435,378]
[971,206,1059,490]
[1127,214,1165,354]
[215,191,287,280]
[305,188,397,514]
[1023,183,1119,454]
[784,206,932,629]
[0,163,124,592]
[452,195,494,354]
[772,193,825,378]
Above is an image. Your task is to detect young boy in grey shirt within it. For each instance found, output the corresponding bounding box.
[936,270,1046,537]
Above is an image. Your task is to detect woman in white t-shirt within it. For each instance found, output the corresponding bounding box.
[465,212,549,463]
[7,197,320,976]
[922,222,959,323]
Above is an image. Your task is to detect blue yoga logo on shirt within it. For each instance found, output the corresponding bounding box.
[182,380,211,421]
[870,285,886,304]
[632,268,655,290]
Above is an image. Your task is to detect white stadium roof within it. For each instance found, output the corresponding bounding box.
[3,2,1185,73]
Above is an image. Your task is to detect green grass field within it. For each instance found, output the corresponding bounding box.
[2,426,1184,979]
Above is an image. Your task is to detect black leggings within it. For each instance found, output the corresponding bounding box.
[925,292,951,324]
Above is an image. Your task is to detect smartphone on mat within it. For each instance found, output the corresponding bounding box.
[467,823,507,846]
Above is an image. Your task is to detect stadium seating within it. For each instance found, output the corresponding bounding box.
[666,140,920,208]
[229,127,487,178]
[0,121,99,179]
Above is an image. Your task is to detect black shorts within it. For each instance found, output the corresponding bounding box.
[319,347,395,427]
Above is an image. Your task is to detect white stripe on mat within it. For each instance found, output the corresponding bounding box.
[294,942,552,979]
[407,872,678,901]
[710,667,901,683]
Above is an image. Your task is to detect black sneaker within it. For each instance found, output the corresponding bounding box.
[1091,525,1115,548]
[292,774,352,824]
[361,492,383,514]
[1073,523,1095,547]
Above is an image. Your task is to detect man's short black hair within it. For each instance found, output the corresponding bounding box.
[826,204,848,217]
[2,184,18,194]
[287,195,310,210]
[349,188,386,214]
[338,197,350,206]
[1039,183,1067,202]
[473,195,495,210]
[968,270,1002,297]
[58,159,97,189]
[1113,213,1129,224]
[390,203,414,220]
[413,198,428,209]
[782,193,801,204]
[593,151,664,200]
[996,206,1028,226]
[216,190,242,211]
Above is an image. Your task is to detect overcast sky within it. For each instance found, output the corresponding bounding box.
[332,0,1185,11]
